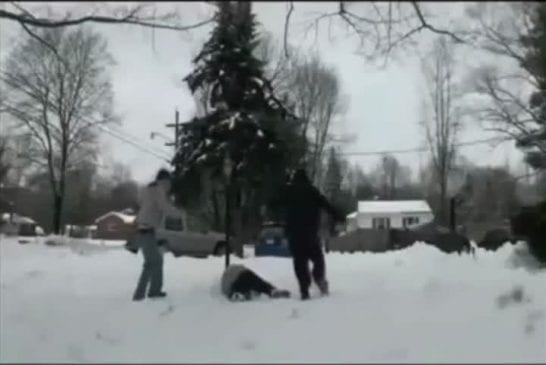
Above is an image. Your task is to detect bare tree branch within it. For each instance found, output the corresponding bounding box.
[294,1,467,64]
[0,8,214,31]
[473,68,546,155]
[283,1,294,58]
[410,2,465,43]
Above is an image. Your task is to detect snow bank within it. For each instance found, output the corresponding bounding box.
[1,238,544,363]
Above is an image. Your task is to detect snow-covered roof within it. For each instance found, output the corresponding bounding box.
[95,212,136,224]
[11,214,36,225]
[357,200,432,214]
[0,213,9,222]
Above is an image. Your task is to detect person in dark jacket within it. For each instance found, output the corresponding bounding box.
[221,264,290,301]
[282,168,345,300]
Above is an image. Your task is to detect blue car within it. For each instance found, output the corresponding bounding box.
[254,223,291,257]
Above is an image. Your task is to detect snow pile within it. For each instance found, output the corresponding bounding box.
[1,238,545,363]
[505,241,546,272]
[44,235,69,246]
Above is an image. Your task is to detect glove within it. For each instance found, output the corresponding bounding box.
[125,242,138,254]
[124,238,139,254]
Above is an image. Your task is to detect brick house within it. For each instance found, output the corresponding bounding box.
[94,211,136,241]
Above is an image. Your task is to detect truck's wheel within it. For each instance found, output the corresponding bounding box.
[213,241,226,256]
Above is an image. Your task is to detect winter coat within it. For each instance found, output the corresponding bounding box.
[135,183,177,230]
[221,264,248,297]
[282,176,344,246]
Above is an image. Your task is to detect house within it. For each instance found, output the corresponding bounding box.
[94,211,136,241]
[0,213,40,236]
[346,200,434,232]
[65,224,98,239]
[346,212,358,232]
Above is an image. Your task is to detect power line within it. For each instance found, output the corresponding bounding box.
[98,126,514,167]
[106,125,172,158]
[95,124,172,163]
[339,136,512,157]
[72,116,173,162]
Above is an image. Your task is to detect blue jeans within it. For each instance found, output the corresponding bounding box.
[133,231,163,299]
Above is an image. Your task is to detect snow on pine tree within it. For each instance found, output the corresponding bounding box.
[173,2,296,198]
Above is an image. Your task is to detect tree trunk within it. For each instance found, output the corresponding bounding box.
[228,182,244,258]
[52,193,63,234]
[211,190,221,231]
[390,172,396,199]
[439,178,447,225]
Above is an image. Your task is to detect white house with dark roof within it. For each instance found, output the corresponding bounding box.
[346,200,434,232]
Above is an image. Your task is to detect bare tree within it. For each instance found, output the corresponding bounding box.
[254,32,349,184]
[0,137,10,185]
[0,26,116,233]
[421,36,462,224]
[0,135,33,187]
[369,154,411,199]
[284,54,348,183]
[254,30,297,95]
[464,2,546,169]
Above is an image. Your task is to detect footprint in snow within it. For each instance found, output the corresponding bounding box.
[67,344,85,361]
[289,308,299,319]
[95,331,120,345]
[524,309,544,336]
[24,270,43,279]
[241,340,256,351]
[160,304,176,317]
[497,285,531,309]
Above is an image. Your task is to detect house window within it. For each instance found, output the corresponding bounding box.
[107,222,117,232]
[372,217,391,230]
[403,216,420,228]
[165,216,184,231]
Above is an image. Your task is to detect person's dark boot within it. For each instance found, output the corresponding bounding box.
[301,291,310,301]
[133,294,145,301]
[317,279,329,296]
[148,291,167,299]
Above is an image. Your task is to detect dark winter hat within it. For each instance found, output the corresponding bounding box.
[155,168,172,182]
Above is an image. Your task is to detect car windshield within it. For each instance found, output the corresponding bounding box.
[165,216,183,231]
[260,226,284,238]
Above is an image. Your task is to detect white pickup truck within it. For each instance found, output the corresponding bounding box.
[156,213,226,258]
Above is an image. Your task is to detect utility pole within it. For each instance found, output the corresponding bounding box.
[165,108,180,153]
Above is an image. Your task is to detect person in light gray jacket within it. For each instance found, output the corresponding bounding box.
[221,264,290,301]
[132,169,179,301]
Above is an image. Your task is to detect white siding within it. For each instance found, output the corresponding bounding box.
[356,212,433,229]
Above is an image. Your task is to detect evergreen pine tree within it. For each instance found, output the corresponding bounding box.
[172,2,300,218]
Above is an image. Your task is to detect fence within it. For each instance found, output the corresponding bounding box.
[328,229,391,253]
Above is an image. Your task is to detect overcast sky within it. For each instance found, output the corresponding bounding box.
[0,2,526,184]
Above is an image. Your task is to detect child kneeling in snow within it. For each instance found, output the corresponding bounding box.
[221,264,290,301]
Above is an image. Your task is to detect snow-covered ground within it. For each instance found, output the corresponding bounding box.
[1,235,545,363]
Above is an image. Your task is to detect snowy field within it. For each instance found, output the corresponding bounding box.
[1,235,545,363]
